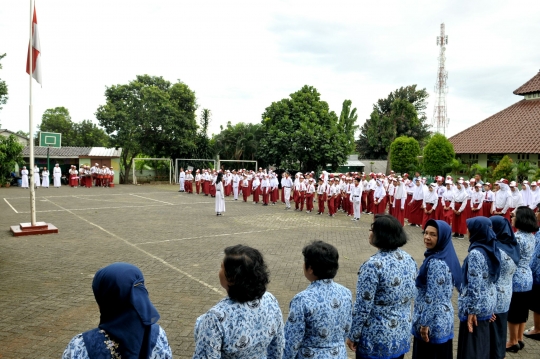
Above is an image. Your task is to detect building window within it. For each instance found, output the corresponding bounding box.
[469,154,478,160]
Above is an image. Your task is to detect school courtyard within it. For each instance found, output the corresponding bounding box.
[0,184,538,358]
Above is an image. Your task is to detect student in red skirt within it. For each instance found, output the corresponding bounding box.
[421,183,438,229]
[469,183,484,217]
[451,180,469,238]
[392,177,407,226]
[408,178,424,227]
[442,181,454,225]
[373,179,387,215]
[483,183,494,217]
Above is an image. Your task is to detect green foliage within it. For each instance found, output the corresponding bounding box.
[213,122,262,162]
[513,161,537,182]
[492,155,514,181]
[258,86,356,172]
[39,107,78,145]
[470,163,492,182]
[0,134,24,183]
[199,109,211,136]
[0,53,7,122]
[422,134,455,176]
[338,99,359,156]
[96,75,198,183]
[357,85,431,159]
[39,107,109,147]
[449,158,467,177]
[389,136,420,174]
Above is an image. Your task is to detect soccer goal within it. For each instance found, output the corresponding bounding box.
[132,158,173,185]
[174,158,216,184]
[218,160,258,172]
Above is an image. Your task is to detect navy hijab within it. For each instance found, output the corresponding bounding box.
[490,216,521,265]
[462,217,501,287]
[92,263,160,359]
[417,219,462,290]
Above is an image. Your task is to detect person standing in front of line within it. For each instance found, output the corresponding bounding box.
[178,167,185,192]
[214,172,225,216]
[53,163,62,188]
[284,241,352,359]
[20,166,29,188]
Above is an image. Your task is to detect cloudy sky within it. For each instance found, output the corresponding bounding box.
[1,0,539,141]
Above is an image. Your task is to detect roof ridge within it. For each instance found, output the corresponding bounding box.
[513,70,540,95]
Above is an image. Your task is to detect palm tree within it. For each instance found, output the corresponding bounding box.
[514,161,537,182]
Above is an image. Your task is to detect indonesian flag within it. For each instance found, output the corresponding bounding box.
[26,5,42,85]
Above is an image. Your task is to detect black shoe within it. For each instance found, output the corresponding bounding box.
[506,344,520,353]
[518,340,525,349]
[453,233,459,237]
[459,234,464,238]
[409,223,416,227]
[524,331,540,340]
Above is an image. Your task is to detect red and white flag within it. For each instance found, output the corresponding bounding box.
[26,4,42,85]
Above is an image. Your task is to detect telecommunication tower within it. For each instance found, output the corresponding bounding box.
[433,23,449,135]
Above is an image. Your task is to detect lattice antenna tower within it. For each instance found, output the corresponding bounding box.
[433,23,449,135]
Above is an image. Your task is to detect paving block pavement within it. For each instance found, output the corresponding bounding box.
[0,184,539,358]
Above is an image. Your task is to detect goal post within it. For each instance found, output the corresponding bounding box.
[218,160,258,172]
[132,158,173,185]
[174,158,216,184]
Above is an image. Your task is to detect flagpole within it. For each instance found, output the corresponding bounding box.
[29,0,36,226]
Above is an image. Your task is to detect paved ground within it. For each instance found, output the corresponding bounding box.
[0,184,538,358]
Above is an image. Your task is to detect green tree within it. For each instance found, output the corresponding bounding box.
[0,134,24,184]
[449,158,467,177]
[39,107,78,146]
[39,107,109,147]
[470,163,492,183]
[213,122,262,166]
[492,155,514,181]
[338,99,359,156]
[422,133,455,176]
[357,85,431,159]
[513,161,537,183]
[0,53,7,123]
[389,136,420,174]
[96,75,198,183]
[258,85,355,172]
[74,120,110,147]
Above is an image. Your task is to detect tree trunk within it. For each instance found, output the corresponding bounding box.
[386,147,392,175]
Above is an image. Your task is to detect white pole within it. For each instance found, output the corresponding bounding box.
[169,159,172,184]
[29,0,36,226]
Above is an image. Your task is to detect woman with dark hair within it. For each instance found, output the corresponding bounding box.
[489,216,519,357]
[412,219,461,359]
[347,214,417,359]
[524,205,540,341]
[215,172,225,216]
[457,217,500,359]
[193,245,284,358]
[62,263,172,359]
[284,241,352,358]
[505,206,537,352]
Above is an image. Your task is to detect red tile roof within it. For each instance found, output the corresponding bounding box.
[514,71,540,95]
[449,98,540,154]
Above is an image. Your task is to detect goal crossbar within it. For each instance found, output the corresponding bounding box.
[132,158,173,185]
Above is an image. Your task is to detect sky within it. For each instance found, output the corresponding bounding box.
[1,0,539,141]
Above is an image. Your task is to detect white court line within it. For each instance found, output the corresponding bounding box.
[130,193,174,205]
[3,198,18,213]
[136,228,290,245]
[45,198,225,296]
[17,203,168,214]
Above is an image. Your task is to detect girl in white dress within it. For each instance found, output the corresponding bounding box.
[215,172,226,216]
[53,164,62,187]
[42,168,50,188]
[34,165,40,188]
[21,166,29,188]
